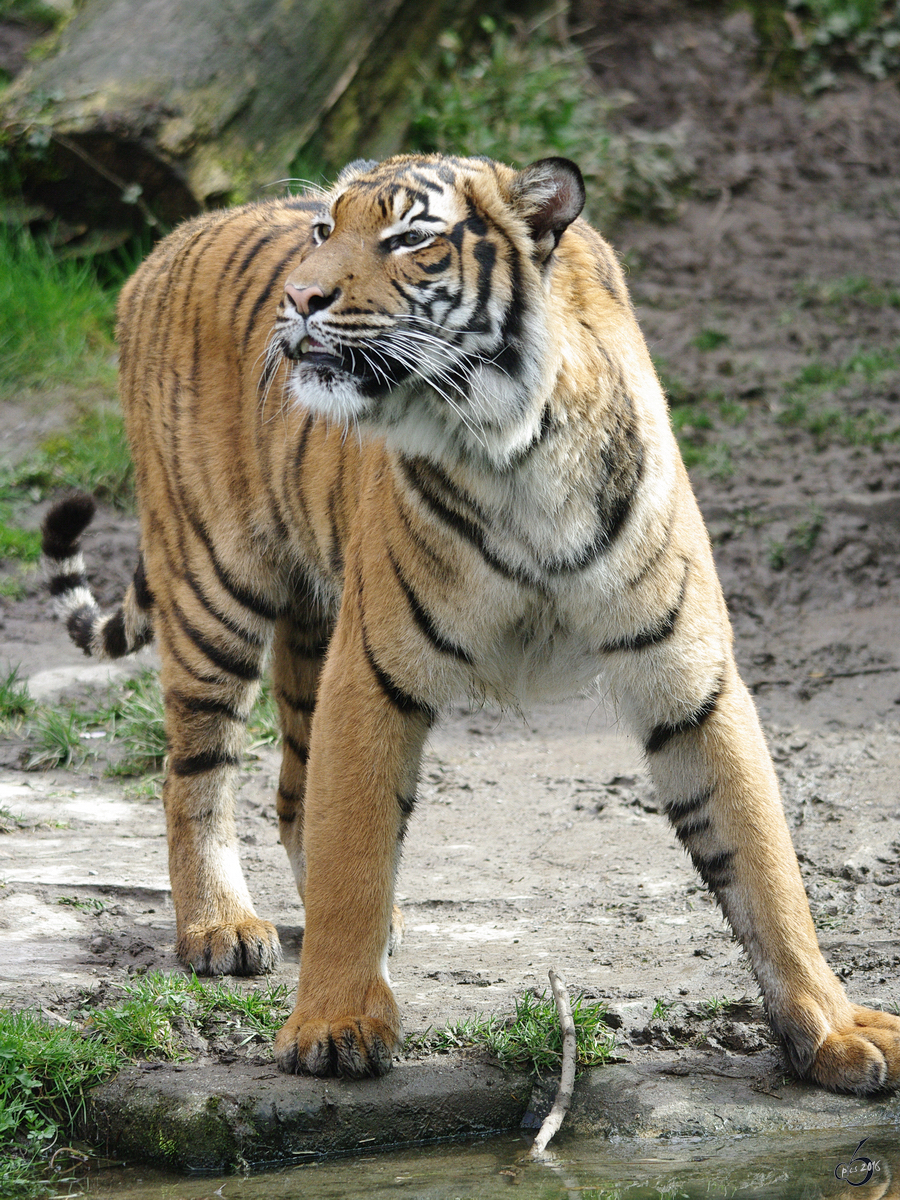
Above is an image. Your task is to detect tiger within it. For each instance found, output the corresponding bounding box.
[42,152,900,1090]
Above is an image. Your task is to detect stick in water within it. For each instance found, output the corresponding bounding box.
[529,967,577,1157]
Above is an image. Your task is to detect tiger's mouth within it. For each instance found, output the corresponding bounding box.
[283,331,410,397]
[283,333,367,382]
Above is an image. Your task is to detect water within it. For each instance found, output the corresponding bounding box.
[80,1128,900,1200]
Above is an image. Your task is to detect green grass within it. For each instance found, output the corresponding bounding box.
[0,1,62,27]
[0,227,117,398]
[796,274,900,309]
[0,523,40,564]
[101,671,167,777]
[667,395,738,480]
[405,13,692,229]
[15,669,288,779]
[0,973,293,1194]
[692,328,730,352]
[27,708,86,770]
[428,989,616,1075]
[79,970,294,1060]
[768,505,825,569]
[0,1008,121,1198]
[0,406,133,510]
[56,896,110,913]
[743,0,900,90]
[0,226,131,559]
[0,666,34,723]
[0,805,29,833]
[776,347,900,447]
[698,996,740,1018]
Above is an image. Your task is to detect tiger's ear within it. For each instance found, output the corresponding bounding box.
[509,157,585,262]
[336,158,380,184]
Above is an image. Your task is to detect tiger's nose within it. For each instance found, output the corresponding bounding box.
[284,283,328,315]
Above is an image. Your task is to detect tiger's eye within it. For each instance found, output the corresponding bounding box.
[400,228,428,247]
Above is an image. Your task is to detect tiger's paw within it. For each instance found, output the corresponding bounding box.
[176,918,282,976]
[274,983,401,1078]
[807,1005,900,1095]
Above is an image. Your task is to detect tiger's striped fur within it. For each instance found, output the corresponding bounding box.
[44,154,900,1088]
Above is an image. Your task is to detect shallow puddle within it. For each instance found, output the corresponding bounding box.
[81,1128,900,1199]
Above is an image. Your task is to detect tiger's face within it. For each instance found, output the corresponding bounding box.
[274,155,585,465]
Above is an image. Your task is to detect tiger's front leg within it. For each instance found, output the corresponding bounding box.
[611,547,900,1094]
[274,584,432,1077]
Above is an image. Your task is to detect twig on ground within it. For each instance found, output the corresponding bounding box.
[529,967,576,1158]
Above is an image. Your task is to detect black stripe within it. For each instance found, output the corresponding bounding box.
[396,497,455,583]
[503,403,555,471]
[276,785,303,821]
[166,690,248,723]
[400,456,530,585]
[646,681,722,754]
[326,460,344,577]
[287,414,317,540]
[102,610,128,657]
[388,548,473,664]
[666,786,713,824]
[283,733,309,764]
[691,849,735,890]
[397,793,416,817]
[158,613,225,686]
[67,606,96,654]
[600,566,688,654]
[170,751,240,776]
[134,555,154,610]
[545,440,644,573]
[276,686,316,714]
[169,595,263,681]
[674,815,712,845]
[242,242,303,353]
[49,572,87,597]
[360,621,436,720]
[183,508,281,621]
[182,566,268,647]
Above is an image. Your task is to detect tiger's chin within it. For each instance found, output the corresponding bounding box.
[286,360,379,427]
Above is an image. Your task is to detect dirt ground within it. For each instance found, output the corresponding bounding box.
[1,0,899,1113]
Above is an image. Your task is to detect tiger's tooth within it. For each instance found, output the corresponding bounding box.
[300,336,311,354]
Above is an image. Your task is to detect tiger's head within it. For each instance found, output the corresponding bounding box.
[274,154,585,466]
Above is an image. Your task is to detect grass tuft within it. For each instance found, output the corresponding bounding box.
[428,989,616,1075]
[102,671,167,777]
[0,666,34,723]
[27,708,85,770]
[0,1008,121,1197]
[0,972,293,1192]
[79,971,294,1059]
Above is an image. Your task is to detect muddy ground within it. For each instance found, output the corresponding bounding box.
[0,0,899,1152]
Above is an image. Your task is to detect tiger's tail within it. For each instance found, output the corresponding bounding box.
[42,493,155,659]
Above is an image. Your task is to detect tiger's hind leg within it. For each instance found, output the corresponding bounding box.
[272,607,330,900]
[608,530,900,1094]
[156,582,281,976]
